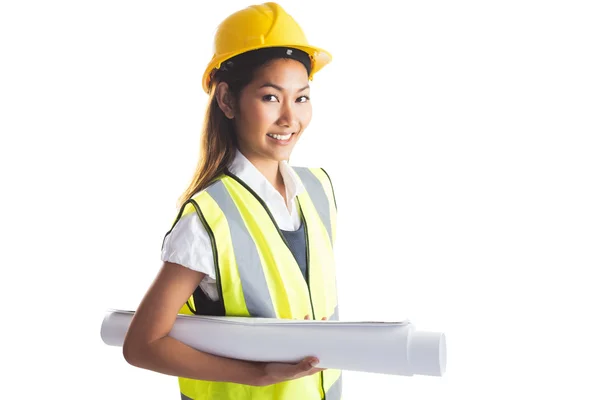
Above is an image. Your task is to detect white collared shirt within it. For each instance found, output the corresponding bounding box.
[160,149,306,300]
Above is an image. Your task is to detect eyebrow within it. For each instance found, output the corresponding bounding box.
[259,82,310,92]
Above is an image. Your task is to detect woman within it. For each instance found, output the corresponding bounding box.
[122,3,341,399]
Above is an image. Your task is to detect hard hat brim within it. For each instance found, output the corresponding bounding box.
[202,44,332,94]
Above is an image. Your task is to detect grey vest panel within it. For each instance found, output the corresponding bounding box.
[326,372,343,399]
[281,219,307,283]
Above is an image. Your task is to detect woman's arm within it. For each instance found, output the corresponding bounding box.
[122,261,323,386]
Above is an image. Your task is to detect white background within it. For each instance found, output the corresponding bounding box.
[1,0,599,398]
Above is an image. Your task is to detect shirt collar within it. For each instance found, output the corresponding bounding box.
[228,149,305,209]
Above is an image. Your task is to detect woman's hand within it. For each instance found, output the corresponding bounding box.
[257,356,325,386]
[254,314,329,386]
[304,315,327,320]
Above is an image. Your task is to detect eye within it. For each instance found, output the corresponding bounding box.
[297,95,310,103]
[262,94,278,102]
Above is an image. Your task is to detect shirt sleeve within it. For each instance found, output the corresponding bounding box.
[160,211,216,280]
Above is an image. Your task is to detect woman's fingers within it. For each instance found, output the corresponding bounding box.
[299,358,326,374]
[300,315,328,320]
[290,357,322,377]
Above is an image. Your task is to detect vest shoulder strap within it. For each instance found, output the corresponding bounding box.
[292,166,337,245]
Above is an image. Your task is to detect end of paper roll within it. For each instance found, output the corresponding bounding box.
[408,331,446,376]
[100,310,128,346]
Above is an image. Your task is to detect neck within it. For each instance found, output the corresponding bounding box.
[240,150,286,194]
[254,158,282,189]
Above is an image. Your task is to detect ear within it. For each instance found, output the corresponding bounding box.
[215,82,235,119]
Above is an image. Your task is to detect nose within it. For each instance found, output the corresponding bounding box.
[276,99,297,129]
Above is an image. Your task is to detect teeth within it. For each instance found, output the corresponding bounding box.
[267,133,292,141]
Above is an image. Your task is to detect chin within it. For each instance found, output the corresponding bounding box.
[266,149,293,162]
[272,153,291,162]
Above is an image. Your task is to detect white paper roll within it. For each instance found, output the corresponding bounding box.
[101,309,446,377]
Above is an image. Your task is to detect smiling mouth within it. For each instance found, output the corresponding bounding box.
[266,132,294,141]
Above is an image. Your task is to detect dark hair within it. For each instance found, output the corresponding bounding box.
[176,47,311,208]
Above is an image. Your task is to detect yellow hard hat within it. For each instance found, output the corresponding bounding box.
[202,2,332,93]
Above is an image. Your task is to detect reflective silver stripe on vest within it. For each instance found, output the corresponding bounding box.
[206,180,277,318]
[181,393,193,400]
[292,167,333,245]
[326,373,343,400]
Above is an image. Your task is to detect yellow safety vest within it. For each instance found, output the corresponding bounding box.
[164,166,342,400]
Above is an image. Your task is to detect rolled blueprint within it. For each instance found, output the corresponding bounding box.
[101,309,446,377]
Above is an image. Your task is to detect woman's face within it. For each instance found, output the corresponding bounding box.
[233,58,312,164]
